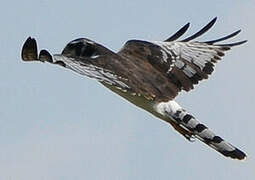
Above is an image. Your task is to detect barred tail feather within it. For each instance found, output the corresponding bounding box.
[156,101,246,160]
[181,114,246,160]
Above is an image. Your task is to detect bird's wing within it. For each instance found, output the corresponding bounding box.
[150,41,231,91]
[118,18,246,94]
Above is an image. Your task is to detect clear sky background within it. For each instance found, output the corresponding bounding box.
[0,0,254,179]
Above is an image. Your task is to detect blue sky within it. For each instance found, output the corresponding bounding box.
[0,0,254,179]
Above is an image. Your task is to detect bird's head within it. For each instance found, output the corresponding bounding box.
[21,37,116,68]
[21,37,124,82]
[61,38,113,60]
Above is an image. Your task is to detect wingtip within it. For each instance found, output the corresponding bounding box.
[232,29,242,37]
[242,40,248,44]
[208,17,217,28]
[185,22,190,30]
[218,40,248,47]
[203,29,243,45]
[181,17,217,42]
[21,36,39,62]
[212,17,217,22]
[185,22,191,27]
[236,29,242,34]
[164,22,191,42]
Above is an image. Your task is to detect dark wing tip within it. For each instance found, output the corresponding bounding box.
[203,29,242,44]
[217,40,248,47]
[181,17,217,42]
[39,49,53,63]
[212,16,217,22]
[165,22,190,42]
[21,37,38,61]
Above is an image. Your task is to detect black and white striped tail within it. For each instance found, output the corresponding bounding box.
[156,101,246,160]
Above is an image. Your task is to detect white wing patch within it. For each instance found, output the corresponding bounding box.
[53,54,130,89]
[160,49,169,63]
[150,41,228,91]
[153,41,223,73]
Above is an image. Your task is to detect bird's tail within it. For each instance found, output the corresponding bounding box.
[155,101,246,160]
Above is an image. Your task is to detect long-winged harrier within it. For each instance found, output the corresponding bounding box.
[21,17,247,160]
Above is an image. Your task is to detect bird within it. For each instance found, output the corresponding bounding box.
[21,17,247,160]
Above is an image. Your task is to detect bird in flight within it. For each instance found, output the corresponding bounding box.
[21,17,247,160]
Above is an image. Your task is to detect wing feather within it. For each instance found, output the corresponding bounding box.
[164,23,190,42]
[203,30,241,44]
[153,41,228,91]
[181,17,217,42]
[119,18,246,97]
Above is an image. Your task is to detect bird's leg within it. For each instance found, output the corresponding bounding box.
[168,120,195,142]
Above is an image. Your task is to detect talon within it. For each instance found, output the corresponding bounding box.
[184,134,196,142]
